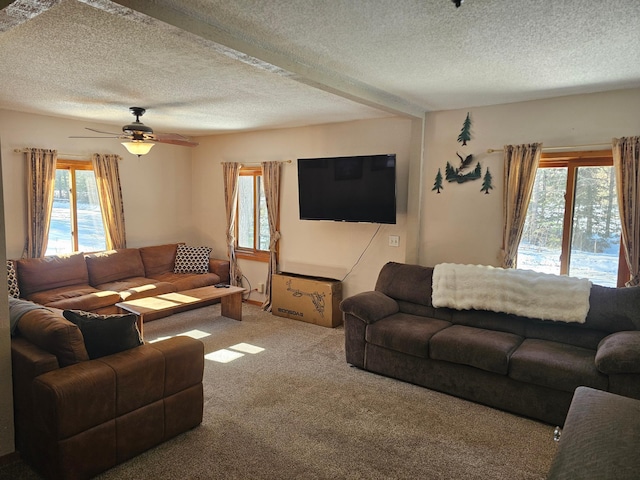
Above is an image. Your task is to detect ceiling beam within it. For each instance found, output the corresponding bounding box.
[82,0,425,119]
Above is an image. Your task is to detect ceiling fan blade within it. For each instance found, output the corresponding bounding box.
[152,133,199,147]
[85,127,122,135]
[69,135,121,139]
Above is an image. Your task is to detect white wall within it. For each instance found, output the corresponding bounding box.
[421,88,640,267]
[0,109,195,258]
[191,117,414,300]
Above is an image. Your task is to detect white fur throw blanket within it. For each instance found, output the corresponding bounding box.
[432,263,592,323]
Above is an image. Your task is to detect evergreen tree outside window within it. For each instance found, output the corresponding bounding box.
[517,151,624,287]
[46,160,107,255]
[236,166,270,261]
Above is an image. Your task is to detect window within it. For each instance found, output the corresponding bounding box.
[517,151,625,287]
[46,160,107,256]
[236,167,270,261]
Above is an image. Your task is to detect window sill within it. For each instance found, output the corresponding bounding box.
[236,249,270,263]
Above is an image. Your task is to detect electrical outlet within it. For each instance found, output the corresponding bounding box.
[257,282,265,293]
[389,235,400,247]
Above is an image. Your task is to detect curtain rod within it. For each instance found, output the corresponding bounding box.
[13,148,90,159]
[486,142,611,154]
[241,159,292,166]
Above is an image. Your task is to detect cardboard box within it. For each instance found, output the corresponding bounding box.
[272,273,343,327]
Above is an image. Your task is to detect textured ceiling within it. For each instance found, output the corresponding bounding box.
[1,0,639,136]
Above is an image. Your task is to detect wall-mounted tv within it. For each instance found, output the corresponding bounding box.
[297,154,396,224]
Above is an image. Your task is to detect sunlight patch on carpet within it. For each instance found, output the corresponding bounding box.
[205,343,266,363]
[148,330,211,343]
[182,329,211,339]
[230,343,265,354]
[206,349,245,363]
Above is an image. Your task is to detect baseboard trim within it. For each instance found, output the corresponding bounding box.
[244,299,262,307]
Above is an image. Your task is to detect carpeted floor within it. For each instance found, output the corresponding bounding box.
[1,303,556,479]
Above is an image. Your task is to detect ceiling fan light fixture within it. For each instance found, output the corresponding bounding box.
[121,140,154,157]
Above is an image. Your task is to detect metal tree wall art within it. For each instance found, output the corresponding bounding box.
[432,168,444,193]
[432,111,489,194]
[444,152,481,183]
[457,112,472,146]
[481,168,493,194]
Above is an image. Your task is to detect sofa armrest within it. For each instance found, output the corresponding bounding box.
[595,331,640,374]
[340,291,399,324]
[209,258,230,283]
[12,336,60,378]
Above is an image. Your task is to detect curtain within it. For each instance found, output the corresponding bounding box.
[92,153,126,249]
[23,148,57,258]
[261,161,282,312]
[500,143,543,268]
[612,136,640,286]
[222,162,243,286]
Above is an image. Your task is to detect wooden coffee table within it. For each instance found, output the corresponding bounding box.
[116,285,246,339]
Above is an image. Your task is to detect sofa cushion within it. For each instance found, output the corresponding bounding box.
[375,262,434,307]
[148,272,221,291]
[451,309,527,337]
[85,249,146,286]
[26,284,121,311]
[17,253,89,297]
[430,325,523,374]
[16,308,89,366]
[96,279,176,301]
[63,310,143,359]
[139,243,179,277]
[509,339,608,393]
[7,260,19,298]
[173,245,212,274]
[584,284,640,332]
[525,320,607,350]
[366,313,451,358]
[595,331,640,374]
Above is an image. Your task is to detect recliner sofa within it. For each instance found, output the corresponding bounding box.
[340,262,640,425]
[11,304,205,480]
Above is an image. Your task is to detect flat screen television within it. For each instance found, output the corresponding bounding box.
[297,154,396,224]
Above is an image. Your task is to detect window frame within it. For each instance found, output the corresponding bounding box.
[235,166,270,262]
[52,159,106,253]
[529,150,628,286]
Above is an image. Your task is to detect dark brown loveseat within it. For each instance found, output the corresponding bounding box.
[10,302,204,480]
[340,262,640,425]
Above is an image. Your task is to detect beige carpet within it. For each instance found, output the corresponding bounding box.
[1,303,556,479]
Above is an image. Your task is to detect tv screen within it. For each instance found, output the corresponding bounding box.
[297,154,396,224]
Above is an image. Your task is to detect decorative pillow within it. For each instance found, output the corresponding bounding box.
[7,261,19,299]
[173,245,212,274]
[63,310,143,359]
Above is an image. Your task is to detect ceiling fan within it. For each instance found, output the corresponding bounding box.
[70,107,199,156]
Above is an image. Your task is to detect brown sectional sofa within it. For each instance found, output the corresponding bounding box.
[14,243,230,314]
[11,304,205,480]
[340,262,640,426]
[9,243,229,479]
